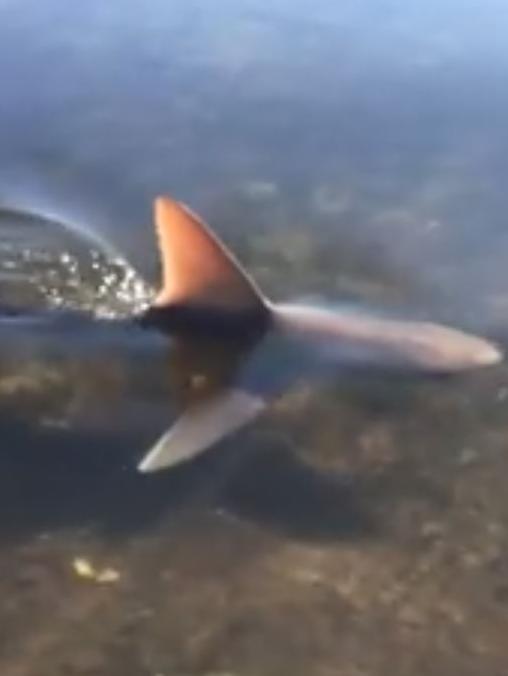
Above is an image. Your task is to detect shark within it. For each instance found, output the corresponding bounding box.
[0,196,502,473]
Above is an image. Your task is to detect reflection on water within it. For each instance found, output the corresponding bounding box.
[1,1,508,674]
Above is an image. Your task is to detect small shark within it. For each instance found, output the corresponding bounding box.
[0,196,503,473]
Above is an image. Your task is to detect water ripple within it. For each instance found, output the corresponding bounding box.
[0,207,153,318]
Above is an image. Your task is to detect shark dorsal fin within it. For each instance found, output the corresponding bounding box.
[153,196,264,311]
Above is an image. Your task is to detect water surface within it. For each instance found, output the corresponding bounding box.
[0,2,508,674]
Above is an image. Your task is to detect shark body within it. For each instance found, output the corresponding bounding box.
[0,196,502,472]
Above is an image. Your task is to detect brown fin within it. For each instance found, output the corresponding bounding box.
[152,196,265,311]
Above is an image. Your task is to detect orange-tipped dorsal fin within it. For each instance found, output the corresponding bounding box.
[152,196,265,311]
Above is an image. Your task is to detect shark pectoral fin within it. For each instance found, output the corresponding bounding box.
[137,388,266,473]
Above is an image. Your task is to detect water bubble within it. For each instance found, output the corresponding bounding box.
[0,208,154,317]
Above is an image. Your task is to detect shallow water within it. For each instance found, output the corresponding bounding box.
[1,1,508,674]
